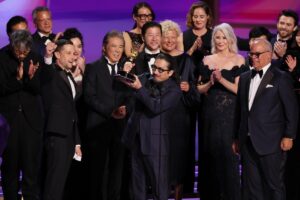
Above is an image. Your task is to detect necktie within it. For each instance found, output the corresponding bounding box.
[251,69,263,78]
[107,63,116,75]
[65,71,76,84]
[145,53,159,62]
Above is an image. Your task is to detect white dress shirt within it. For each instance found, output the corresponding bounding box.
[145,48,160,74]
[248,63,271,110]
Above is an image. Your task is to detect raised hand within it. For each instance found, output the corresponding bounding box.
[28,60,39,79]
[285,55,297,72]
[180,81,190,92]
[273,41,287,58]
[45,42,57,58]
[16,61,24,80]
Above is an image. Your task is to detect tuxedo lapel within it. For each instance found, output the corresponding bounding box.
[252,68,274,107]
[245,72,251,111]
[58,70,73,97]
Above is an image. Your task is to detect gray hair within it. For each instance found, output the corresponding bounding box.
[32,6,51,22]
[102,30,124,54]
[211,23,238,54]
[10,30,32,50]
[251,38,273,52]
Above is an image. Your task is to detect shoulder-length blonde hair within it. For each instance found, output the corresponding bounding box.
[211,23,238,54]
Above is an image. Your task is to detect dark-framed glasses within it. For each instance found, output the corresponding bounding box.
[136,14,153,20]
[248,51,270,58]
[151,64,170,73]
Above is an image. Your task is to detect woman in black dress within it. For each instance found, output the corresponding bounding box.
[123,2,155,59]
[181,1,213,66]
[197,23,247,200]
[160,19,200,200]
[180,2,213,193]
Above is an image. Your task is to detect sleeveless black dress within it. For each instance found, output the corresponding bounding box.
[125,31,143,52]
[198,64,248,200]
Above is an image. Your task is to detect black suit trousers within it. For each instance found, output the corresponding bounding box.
[43,134,74,200]
[86,129,125,200]
[1,112,42,200]
[130,137,169,200]
[242,138,286,200]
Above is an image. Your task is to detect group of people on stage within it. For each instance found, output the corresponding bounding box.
[0,1,300,200]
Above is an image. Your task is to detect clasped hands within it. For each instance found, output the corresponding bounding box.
[210,68,223,85]
[17,60,39,80]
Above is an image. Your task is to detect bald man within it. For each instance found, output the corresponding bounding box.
[234,38,298,200]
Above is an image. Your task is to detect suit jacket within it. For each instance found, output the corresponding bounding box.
[0,47,43,132]
[236,64,298,155]
[40,64,81,144]
[132,51,152,75]
[32,31,56,56]
[83,56,132,134]
[122,77,182,156]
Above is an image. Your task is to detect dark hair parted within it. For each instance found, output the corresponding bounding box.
[6,16,28,36]
[278,9,299,27]
[62,28,84,48]
[249,26,272,41]
[132,2,155,20]
[54,39,73,53]
[10,30,32,51]
[141,21,162,37]
[186,1,213,29]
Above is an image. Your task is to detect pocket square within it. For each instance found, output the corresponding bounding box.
[266,84,274,88]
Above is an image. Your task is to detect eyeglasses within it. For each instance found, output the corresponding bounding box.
[136,14,153,20]
[248,51,270,58]
[151,64,170,73]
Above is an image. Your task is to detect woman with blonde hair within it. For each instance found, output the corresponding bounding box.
[197,23,247,200]
[160,19,200,200]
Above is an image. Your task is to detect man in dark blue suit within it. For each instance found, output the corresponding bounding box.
[234,38,298,200]
[122,53,182,200]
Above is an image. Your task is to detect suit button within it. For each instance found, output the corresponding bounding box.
[18,105,22,112]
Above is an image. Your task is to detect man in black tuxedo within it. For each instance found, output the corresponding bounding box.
[131,21,162,75]
[31,6,56,56]
[0,30,43,200]
[234,38,298,200]
[83,31,131,200]
[41,39,82,200]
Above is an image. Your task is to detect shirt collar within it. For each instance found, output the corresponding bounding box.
[145,48,160,55]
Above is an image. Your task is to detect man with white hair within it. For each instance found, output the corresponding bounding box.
[234,38,298,200]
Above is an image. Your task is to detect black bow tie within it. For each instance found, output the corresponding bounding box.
[145,53,159,62]
[41,36,50,42]
[251,69,263,78]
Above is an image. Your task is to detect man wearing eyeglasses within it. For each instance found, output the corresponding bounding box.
[131,21,162,75]
[233,38,298,200]
[122,53,181,200]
